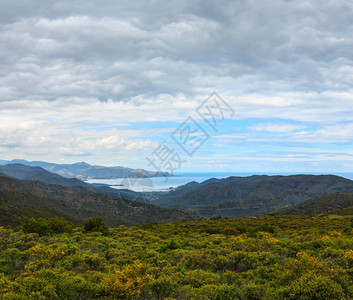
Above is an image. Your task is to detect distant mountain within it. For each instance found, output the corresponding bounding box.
[0,174,198,227]
[0,164,87,187]
[0,159,172,179]
[157,175,353,218]
[274,192,353,216]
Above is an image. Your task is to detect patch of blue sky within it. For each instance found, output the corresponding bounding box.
[72,121,125,131]
[124,121,181,130]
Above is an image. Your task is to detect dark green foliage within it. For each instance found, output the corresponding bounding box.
[83,217,109,235]
[160,238,182,252]
[150,276,179,299]
[22,217,73,236]
[137,222,158,230]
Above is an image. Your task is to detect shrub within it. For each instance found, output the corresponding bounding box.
[22,217,73,236]
[150,276,179,299]
[179,270,220,288]
[83,217,109,235]
[242,282,266,300]
[0,273,16,296]
[211,284,240,300]
[160,238,182,252]
[280,251,325,283]
[221,226,240,235]
[17,276,58,298]
[345,250,353,267]
[102,260,154,298]
[285,274,345,299]
[181,253,212,269]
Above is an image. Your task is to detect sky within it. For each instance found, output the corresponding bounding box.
[1,0,353,173]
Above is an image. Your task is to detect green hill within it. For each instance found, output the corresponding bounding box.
[0,197,81,227]
[275,192,353,216]
[0,175,197,227]
[158,175,353,218]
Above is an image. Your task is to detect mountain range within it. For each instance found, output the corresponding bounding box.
[2,161,353,224]
[154,174,353,218]
[0,159,171,179]
[0,164,87,187]
[0,164,197,227]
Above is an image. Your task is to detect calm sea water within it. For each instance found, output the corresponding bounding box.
[85,172,353,192]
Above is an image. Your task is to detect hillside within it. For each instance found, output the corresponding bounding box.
[0,164,87,187]
[0,160,172,179]
[0,197,81,227]
[0,175,198,227]
[275,193,353,216]
[158,175,353,218]
[323,205,353,216]
[0,175,83,226]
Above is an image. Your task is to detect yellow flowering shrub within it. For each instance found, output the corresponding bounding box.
[329,231,342,239]
[294,252,324,275]
[279,252,325,283]
[322,235,331,242]
[231,235,244,248]
[345,250,353,267]
[29,244,67,259]
[102,260,154,298]
[258,231,278,243]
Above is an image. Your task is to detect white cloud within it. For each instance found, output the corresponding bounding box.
[249,123,305,133]
[96,136,125,151]
[125,140,158,151]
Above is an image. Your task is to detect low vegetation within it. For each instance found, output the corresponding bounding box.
[1,215,353,299]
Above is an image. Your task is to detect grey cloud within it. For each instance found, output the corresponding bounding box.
[1,0,353,157]
[1,0,352,104]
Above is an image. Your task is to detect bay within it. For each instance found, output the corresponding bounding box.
[85,172,353,192]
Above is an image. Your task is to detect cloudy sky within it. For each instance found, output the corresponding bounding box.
[1,0,353,173]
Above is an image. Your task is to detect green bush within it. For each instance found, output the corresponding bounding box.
[212,284,240,300]
[284,274,345,299]
[22,217,73,236]
[160,238,182,252]
[150,276,179,299]
[83,217,109,235]
[181,253,212,269]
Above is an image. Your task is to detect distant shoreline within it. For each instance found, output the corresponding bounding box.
[86,172,353,193]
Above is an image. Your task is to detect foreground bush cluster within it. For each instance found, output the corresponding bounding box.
[1,215,353,299]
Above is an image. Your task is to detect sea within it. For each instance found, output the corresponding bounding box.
[85,172,353,192]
